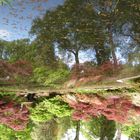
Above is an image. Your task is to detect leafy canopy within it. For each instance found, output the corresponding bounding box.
[30,96,72,122]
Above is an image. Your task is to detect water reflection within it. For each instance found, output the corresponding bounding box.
[0,97,29,131]
[0,91,140,140]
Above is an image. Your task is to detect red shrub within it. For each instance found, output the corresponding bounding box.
[70,63,98,79]
[70,61,122,86]
[12,60,32,76]
[98,61,122,76]
[64,94,140,124]
[0,60,32,83]
[0,100,29,131]
[0,60,15,77]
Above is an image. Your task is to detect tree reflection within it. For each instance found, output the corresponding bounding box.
[31,117,71,140]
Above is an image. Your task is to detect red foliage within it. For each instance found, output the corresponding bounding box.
[71,60,122,80]
[0,60,32,82]
[0,100,29,131]
[98,61,122,76]
[0,60,14,77]
[64,94,140,124]
[12,60,32,76]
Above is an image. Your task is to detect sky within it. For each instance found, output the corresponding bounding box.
[0,0,64,41]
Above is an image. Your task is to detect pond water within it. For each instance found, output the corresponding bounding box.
[0,90,140,140]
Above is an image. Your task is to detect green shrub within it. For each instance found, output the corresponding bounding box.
[31,67,48,84]
[30,96,72,122]
[44,69,70,87]
[0,124,32,140]
[31,67,70,87]
[122,124,140,140]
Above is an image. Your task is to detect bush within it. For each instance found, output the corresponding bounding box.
[30,96,72,122]
[44,69,70,87]
[31,67,70,87]
[98,61,122,76]
[70,61,122,79]
[31,67,48,84]
[0,60,32,84]
[0,124,32,140]
[119,64,140,78]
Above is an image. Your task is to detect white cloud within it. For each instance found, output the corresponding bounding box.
[0,29,11,40]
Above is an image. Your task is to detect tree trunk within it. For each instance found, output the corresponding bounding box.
[94,45,110,65]
[74,51,80,79]
[109,28,117,66]
[94,46,102,65]
[75,51,79,64]
[74,121,80,140]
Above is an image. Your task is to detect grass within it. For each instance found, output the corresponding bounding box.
[75,86,140,98]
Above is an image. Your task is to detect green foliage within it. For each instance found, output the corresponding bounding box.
[31,120,58,140]
[81,117,116,140]
[81,118,101,140]
[0,91,16,96]
[32,66,48,84]
[30,96,72,122]
[123,124,140,140]
[31,117,71,140]
[119,64,140,78]
[44,69,70,87]
[31,66,70,87]
[0,0,12,5]
[99,116,116,140]
[0,124,32,140]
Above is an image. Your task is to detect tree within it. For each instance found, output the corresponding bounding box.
[31,39,57,67]
[117,0,140,45]
[30,0,114,69]
[31,0,86,65]
[0,39,38,64]
[85,0,140,66]
[0,40,10,60]
[0,0,12,5]
[6,39,32,61]
[85,0,119,65]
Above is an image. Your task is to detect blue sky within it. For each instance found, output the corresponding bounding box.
[0,0,64,41]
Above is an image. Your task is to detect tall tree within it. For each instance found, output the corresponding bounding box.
[30,0,112,66]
